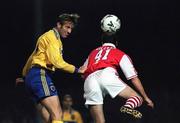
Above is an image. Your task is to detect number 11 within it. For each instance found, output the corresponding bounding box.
[95,49,111,63]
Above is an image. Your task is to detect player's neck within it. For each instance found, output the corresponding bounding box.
[63,107,72,112]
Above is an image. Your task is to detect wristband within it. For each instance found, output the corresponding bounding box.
[74,67,79,73]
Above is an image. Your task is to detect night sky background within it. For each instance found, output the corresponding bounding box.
[0,0,179,123]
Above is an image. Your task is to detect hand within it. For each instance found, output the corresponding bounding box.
[144,97,154,108]
[16,77,24,85]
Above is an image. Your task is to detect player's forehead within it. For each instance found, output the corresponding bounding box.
[63,94,73,101]
[64,97,72,101]
[62,21,74,28]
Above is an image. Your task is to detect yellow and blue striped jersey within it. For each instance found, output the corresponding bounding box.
[22,28,75,77]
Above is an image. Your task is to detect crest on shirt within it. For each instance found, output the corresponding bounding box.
[50,85,56,92]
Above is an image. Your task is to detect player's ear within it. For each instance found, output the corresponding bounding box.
[57,22,62,28]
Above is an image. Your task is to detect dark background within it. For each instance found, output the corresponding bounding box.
[0,0,179,123]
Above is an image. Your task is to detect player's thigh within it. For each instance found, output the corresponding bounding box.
[84,75,103,105]
[36,103,51,123]
[89,105,105,123]
[100,68,127,98]
[25,67,58,103]
[117,85,140,99]
[40,95,62,118]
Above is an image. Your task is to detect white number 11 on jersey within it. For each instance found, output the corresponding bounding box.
[95,49,111,63]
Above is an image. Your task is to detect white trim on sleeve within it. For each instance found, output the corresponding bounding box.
[119,55,137,80]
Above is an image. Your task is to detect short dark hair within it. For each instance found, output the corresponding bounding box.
[101,32,118,44]
[57,13,80,26]
[63,94,72,100]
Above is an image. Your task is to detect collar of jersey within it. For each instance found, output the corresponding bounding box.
[53,28,61,40]
[102,43,116,48]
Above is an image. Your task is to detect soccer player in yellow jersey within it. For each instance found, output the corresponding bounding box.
[62,94,83,123]
[16,13,83,123]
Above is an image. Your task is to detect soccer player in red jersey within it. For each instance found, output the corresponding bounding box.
[80,16,154,123]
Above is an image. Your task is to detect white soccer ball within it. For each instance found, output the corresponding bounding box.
[101,14,121,34]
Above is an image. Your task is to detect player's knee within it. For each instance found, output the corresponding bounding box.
[102,119,105,123]
[138,95,143,102]
[96,116,105,123]
[49,108,62,120]
[132,95,143,107]
[98,119,105,123]
[130,91,143,102]
[50,112,61,120]
[95,119,105,123]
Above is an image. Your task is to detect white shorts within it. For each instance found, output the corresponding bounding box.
[84,67,127,105]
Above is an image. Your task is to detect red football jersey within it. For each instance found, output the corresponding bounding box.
[83,43,137,79]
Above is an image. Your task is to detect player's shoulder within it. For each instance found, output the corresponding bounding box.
[113,48,125,55]
[37,29,51,40]
[73,110,81,116]
[39,29,58,43]
[43,29,55,38]
[90,46,102,53]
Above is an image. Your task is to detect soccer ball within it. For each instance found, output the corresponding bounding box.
[101,14,121,34]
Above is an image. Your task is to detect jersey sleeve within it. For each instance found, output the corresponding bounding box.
[119,54,137,80]
[22,54,33,77]
[46,40,76,73]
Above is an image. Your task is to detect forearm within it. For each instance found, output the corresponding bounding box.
[131,77,149,99]
[54,60,76,73]
[131,77,154,108]
[78,58,88,74]
[46,45,76,73]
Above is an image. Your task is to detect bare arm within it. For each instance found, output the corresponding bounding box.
[78,58,89,74]
[131,77,154,108]
[78,65,87,74]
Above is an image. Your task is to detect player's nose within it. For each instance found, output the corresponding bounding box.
[67,28,72,34]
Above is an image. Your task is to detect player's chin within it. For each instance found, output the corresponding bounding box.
[62,35,68,38]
